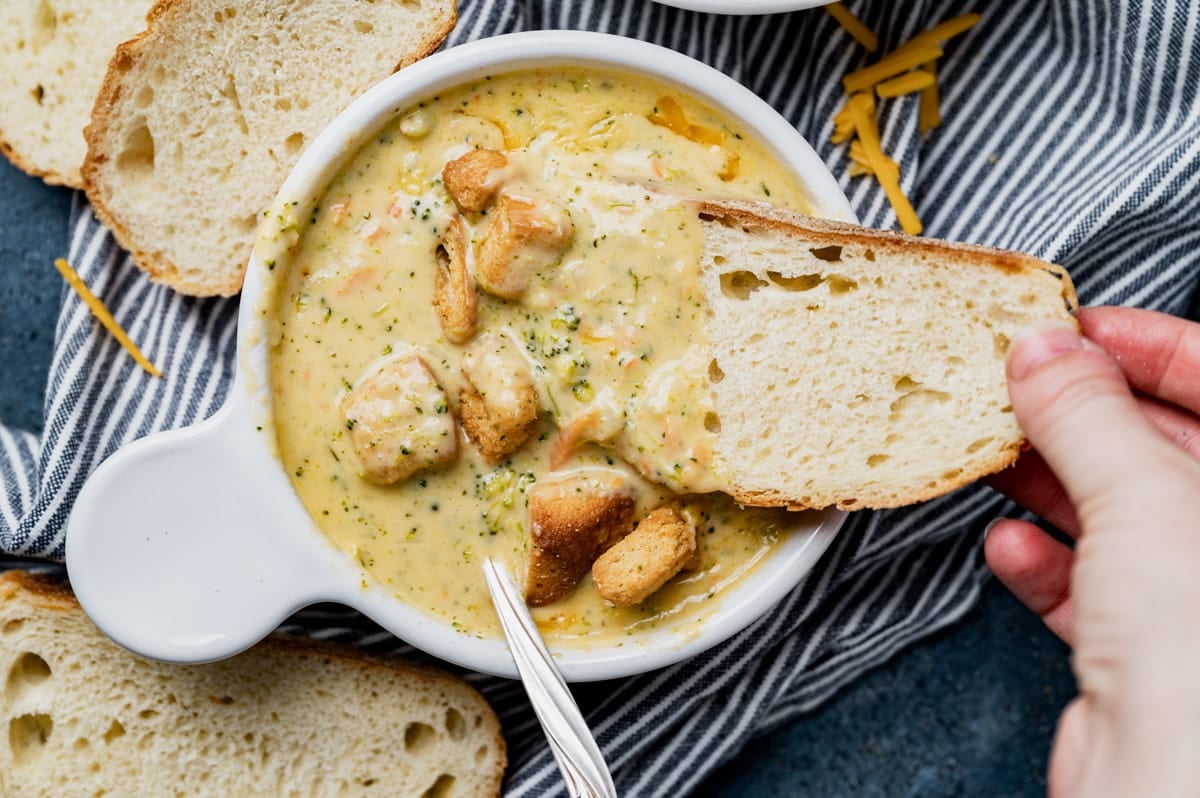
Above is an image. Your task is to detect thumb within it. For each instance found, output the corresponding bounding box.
[1006,322,1176,515]
[1048,697,1090,798]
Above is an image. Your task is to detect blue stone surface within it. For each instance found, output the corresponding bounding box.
[0,157,1081,796]
[702,579,1074,797]
[0,158,72,433]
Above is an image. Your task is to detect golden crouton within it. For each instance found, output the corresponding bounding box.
[459,332,540,462]
[433,216,477,344]
[524,473,636,606]
[442,148,510,213]
[475,194,574,299]
[591,504,698,606]
[340,356,457,485]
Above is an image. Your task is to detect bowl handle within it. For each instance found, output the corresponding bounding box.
[65,396,345,663]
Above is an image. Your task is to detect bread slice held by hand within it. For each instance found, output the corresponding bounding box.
[694,199,1078,510]
[0,570,505,796]
[83,0,457,296]
[0,0,152,187]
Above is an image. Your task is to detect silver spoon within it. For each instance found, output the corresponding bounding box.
[483,558,617,798]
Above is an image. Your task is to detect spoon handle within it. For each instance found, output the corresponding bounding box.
[483,559,617,798]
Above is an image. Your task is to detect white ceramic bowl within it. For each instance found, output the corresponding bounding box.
[66,31,852,681]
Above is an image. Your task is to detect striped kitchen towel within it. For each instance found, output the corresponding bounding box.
[2,0,1199,795]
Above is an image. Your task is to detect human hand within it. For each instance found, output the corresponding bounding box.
[984,306,1200,798]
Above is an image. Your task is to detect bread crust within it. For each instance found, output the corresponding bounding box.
[0,139,78,188]
[81,0,458,297]
[434,215,479,343]
[592,504,697,606]
[0,568,506,795]
[525,474,636,606]
[693,197,1079,312]
[442,148,509,214]
[728,439,1030,511]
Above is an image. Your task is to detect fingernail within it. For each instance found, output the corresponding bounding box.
[1008,321,1083,381]
[983,518,1002,541]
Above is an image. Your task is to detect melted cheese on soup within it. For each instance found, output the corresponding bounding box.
[270,68,817,643]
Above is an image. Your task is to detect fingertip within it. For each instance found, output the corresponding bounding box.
[1004,320,1158,506]
[1007,321,1084,381]
[1049,698,1090,798]
[984,519,1075,643]
[982,518,1039,575]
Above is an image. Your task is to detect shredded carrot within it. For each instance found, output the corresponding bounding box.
[842,44,943,94]
[875,70,935,98]
[550,410,600,470]
[918,60,942,134]
[845,98,923,235]
[54,258,161,377]
[824,3,879,52]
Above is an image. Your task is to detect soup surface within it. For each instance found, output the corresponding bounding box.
[270,68,816,643]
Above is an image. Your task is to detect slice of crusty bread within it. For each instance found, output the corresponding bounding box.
[82,0,457,296]
[0,0,152,187]
[0,570,505,797]
[695,199,1078,511]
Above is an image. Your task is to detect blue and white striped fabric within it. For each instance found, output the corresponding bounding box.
[3,1,1199,794]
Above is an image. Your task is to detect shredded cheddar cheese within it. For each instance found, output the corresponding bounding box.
[875,70,935,98]
[847,137,899,182]
[846,97,922,235]
[824,3,879,52]
[650,96,725,145]
[846,139,873,177]
[831,93,872,144]
[828,10,981,236]
[918,60,942,134]
[54,258,161,377]
[843,44,943,94]
[649,95,741,181]
[891,12,982,58]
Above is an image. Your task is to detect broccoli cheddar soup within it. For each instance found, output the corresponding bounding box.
[270,68,817,643]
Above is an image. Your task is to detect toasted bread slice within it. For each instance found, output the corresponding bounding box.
[0,570,504,796]
[82,0,457,296]
[0,1,152,187]
[693,199,1078,510]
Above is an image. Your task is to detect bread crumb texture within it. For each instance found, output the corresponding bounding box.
[0,571,504,796]
[82,0,456,295]
[0,0,152,186]
[696,200,1076,510]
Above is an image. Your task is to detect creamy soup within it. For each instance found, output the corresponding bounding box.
[270,68,816,643]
